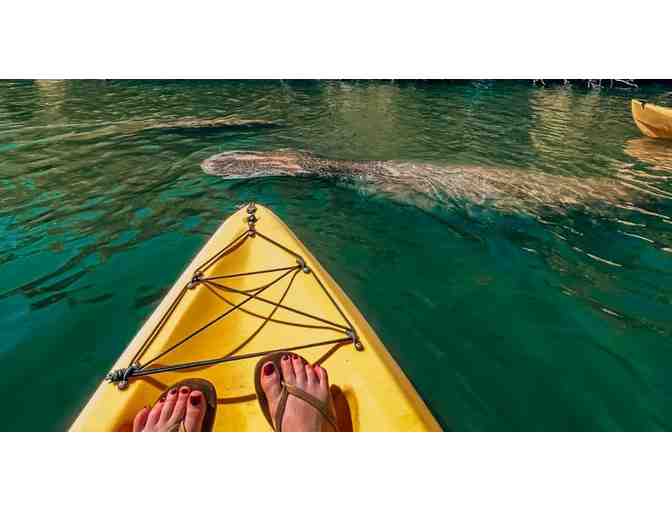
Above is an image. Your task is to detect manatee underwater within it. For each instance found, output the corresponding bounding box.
[2,116,279,149]
[201,149,672,217]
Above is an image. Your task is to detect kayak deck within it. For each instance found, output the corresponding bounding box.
[631,99,672,139]
[71,204,440,431]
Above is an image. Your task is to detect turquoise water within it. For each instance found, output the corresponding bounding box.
[1,80,671,431]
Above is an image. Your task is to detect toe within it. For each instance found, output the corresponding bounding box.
[315,364,329,392]
[145,400,164,430]
[158,387,179,424]
[260,362,282,397]
[280,354,296,385]
[132,406,149,432]
[166,386,190,426]
[291,355,306,385]
[183,391,206,431]
[260,361,284,431]
[305,363,317,385]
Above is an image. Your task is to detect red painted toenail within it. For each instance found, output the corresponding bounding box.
[190,394,201,406]
[170,388,177,395]
[263,363,275,376]
[291,354,298,360]
[180,387,190,394]
[159,396,166,402]
[282,354,289,361]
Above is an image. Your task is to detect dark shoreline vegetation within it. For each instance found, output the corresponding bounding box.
[396,79,672,89]
[530,79,672,89]
[1,80,671,431]
[218,79,669,89]
[11,78,672,88]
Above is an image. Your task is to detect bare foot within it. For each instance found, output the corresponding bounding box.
[260,353,335,432]
[132,385,206,432]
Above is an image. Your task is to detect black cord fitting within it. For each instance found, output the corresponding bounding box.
[348,329,364,351]
[187,271,203,289]
[296,258,311,274]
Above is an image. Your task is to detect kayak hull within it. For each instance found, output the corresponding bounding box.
[71,204,441,431]
[631,99,672,139]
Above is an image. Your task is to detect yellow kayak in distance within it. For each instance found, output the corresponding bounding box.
[631,99,672,139]
[70,203,441,431]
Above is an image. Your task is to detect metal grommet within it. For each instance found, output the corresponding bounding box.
[348,330,363,351]
[106,368,122,383]
[247,209,258,235]
[187,271,203,289]
[297,258,311,274]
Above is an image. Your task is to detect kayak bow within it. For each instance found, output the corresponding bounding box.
[631,99,672,139]
[71,204,441,431]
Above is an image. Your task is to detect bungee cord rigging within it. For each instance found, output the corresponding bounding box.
[106,203,363,390]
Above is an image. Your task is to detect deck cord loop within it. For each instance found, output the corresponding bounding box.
[108,205,360,389]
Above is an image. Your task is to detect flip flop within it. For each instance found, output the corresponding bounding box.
[254,351,338,432]
[153,378,217,432]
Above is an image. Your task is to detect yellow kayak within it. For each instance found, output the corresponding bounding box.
[631,99,672,139]
[71,204,441,431]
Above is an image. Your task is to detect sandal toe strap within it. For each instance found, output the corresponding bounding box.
[272,383,337,432]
